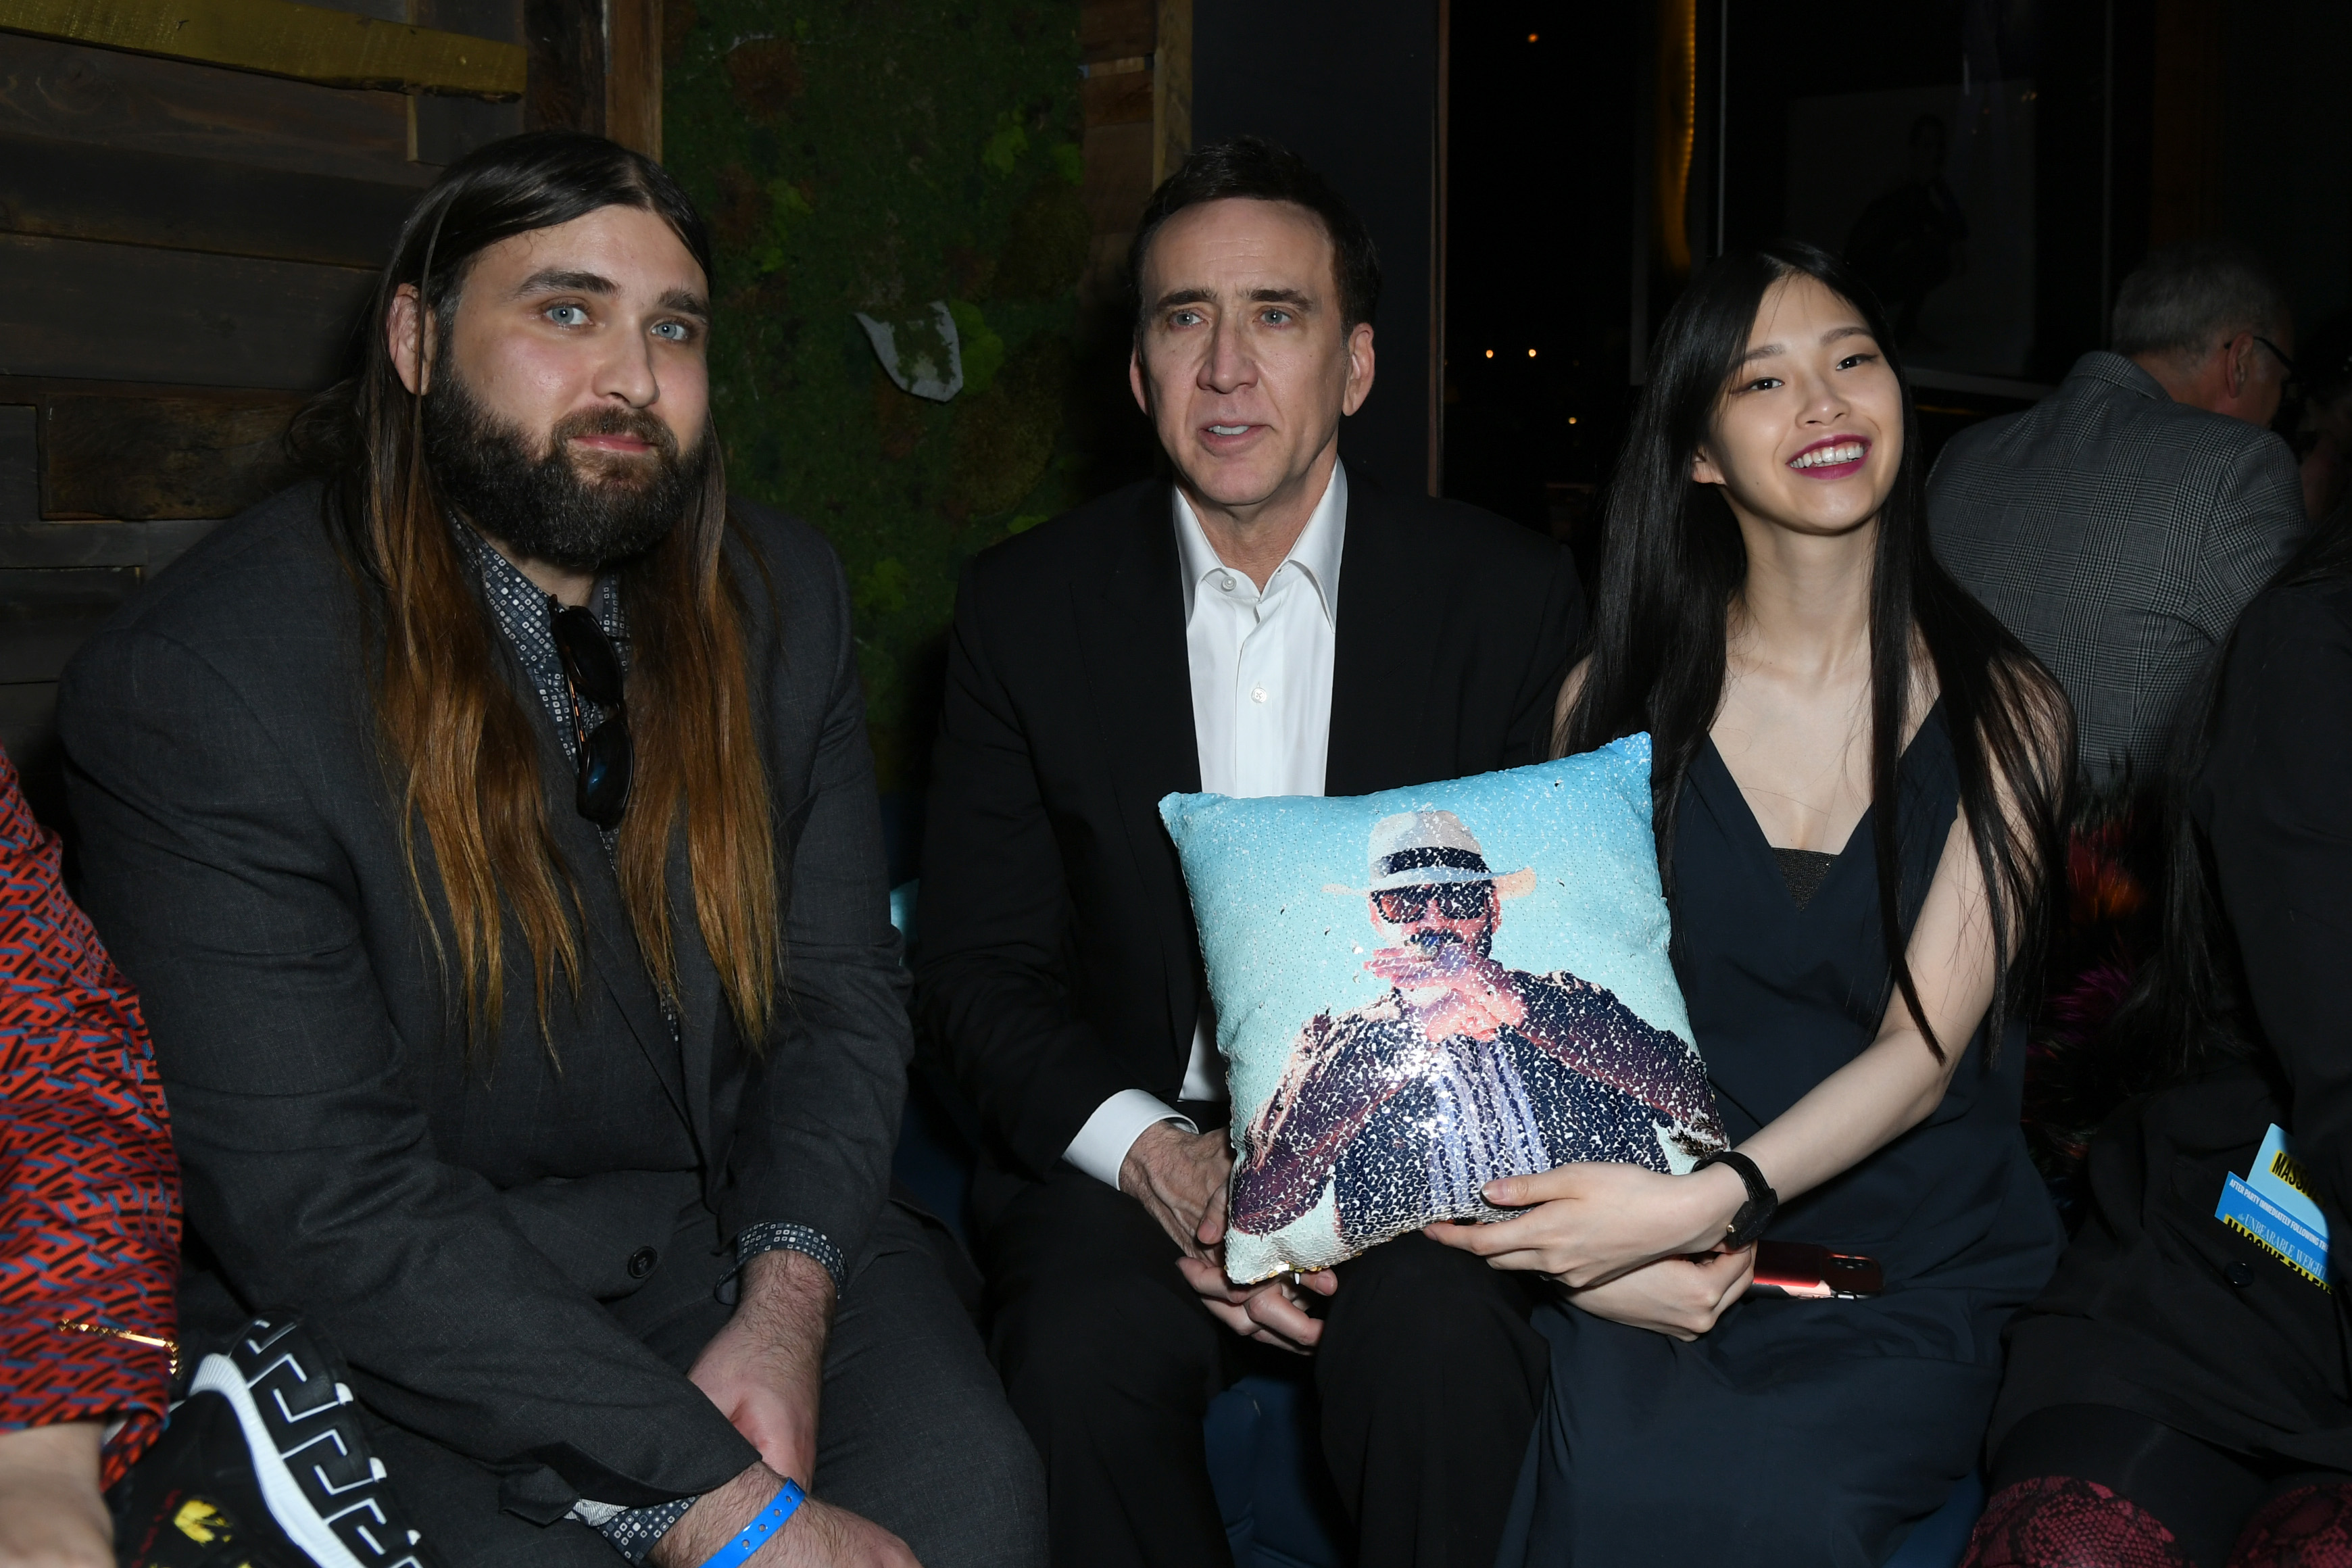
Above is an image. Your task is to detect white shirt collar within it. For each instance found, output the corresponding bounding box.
[1173,460,1348,624]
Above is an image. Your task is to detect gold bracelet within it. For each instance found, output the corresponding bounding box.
[55,1316,180,1380]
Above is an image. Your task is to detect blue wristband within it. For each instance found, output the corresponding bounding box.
[694,1479,805,1568]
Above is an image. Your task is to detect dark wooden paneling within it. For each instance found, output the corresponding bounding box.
[0,130,417,266]
[43,393,301,520]
[413,0,526,166]
[0,235,372,389]
[0,567,138,683]
[0,33,429,185]
[1083,66,1152,129]
[412,90,525,165]
[0,404,33,520]
[604,0,662,157]
[1082,0,1156,61]
[1083,120,1154,238]
[0,0,525,99]
[524,0,602,135]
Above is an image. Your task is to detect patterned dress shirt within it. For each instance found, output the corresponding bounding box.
[455,528,843,1555]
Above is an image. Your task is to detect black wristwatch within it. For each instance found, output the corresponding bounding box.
[1693,1149,1778,1249]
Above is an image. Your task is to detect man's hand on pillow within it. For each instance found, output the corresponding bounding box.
[1557,1248,1755,1341]
[0,1421,109,1568]
[1119,1121,1232,1260]
[1364,943,1527,1042]
[1421,1160,1748,1288]
[1175,1257,1337,1354]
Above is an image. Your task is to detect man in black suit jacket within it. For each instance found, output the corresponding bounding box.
[59,134,1040,1568]
[916,138,1582,1568]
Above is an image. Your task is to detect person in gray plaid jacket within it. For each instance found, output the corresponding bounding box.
[1928,240,2307,783]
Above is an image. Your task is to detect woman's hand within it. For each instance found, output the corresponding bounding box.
[1421,1161,1747,1289]
[0,1421,109,1568]
[1560,1249,1756,1341]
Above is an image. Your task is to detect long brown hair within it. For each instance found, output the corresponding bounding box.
[293,131,781,1056]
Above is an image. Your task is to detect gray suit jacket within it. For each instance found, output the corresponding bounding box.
[57,483,908,1514]
[1928,350,2307,780]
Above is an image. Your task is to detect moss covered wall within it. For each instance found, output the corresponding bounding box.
[663,0,1094,793]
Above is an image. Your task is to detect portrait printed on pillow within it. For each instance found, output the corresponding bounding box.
[1161,737,1728,1281]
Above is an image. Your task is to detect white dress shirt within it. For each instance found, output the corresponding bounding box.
[1061,463,1348,1187]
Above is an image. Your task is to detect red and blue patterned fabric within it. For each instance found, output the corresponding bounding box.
[0,743,178,1484]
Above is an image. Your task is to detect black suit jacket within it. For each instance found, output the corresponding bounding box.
[913,474,1583,1181]
[57,484,908,1513]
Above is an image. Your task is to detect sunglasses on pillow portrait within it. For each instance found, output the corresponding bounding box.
[1371,881,1494,923]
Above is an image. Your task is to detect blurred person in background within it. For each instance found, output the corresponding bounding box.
[1965,503,2352,1568]
[1930,240,2306,785]
[2287,313,2352,523]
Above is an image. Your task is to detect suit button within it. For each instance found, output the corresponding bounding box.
[627,1246,659,1280]
[2225,1261,2254,1288]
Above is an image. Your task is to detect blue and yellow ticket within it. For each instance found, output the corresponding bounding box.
[2215,1123,2333,1290]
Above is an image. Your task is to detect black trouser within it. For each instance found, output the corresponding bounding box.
[981,1161,1547,1568]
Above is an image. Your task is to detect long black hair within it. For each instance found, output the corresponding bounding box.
[2094,506,2352,1092]
[1557,241,2072,1054]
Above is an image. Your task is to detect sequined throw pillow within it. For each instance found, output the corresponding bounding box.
[1160,734,1726,1283]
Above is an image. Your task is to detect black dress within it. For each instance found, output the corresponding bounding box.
[1496,706,2065,1566]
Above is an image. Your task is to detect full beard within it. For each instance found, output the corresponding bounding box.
[422,369,709,570]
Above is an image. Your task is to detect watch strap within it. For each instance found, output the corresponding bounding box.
[1694,1148,1778,1249]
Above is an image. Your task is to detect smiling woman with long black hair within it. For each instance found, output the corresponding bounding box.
[1425,241,2071,1563]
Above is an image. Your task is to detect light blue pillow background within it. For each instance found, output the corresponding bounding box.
[1159,732,1693,1121]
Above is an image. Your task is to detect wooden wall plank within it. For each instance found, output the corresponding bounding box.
[0,130,416,264]
[522,0,600,135]
[1081,0,1154,61]
[0,34,428,184]
[44,394,301,519]
[0,0,526,98]
[0,234,372,389]
[410,0,522,166]
[1082,64,1151,129]
[0,403,32,520]
[604,0,660,157]
[1152,0,1190,185]
[1083,120,1154,240]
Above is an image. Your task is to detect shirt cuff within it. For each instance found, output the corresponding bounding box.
[1063,1088,1196,1188]
[735,1221,848,1294]
[576,1496,697,1562]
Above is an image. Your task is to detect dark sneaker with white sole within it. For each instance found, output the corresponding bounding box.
[110,1316,445,1568]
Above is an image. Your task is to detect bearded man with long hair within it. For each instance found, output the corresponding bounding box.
[57,132,1042,1568]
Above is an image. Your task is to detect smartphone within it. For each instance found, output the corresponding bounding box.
[1748,1240,1883,1298]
